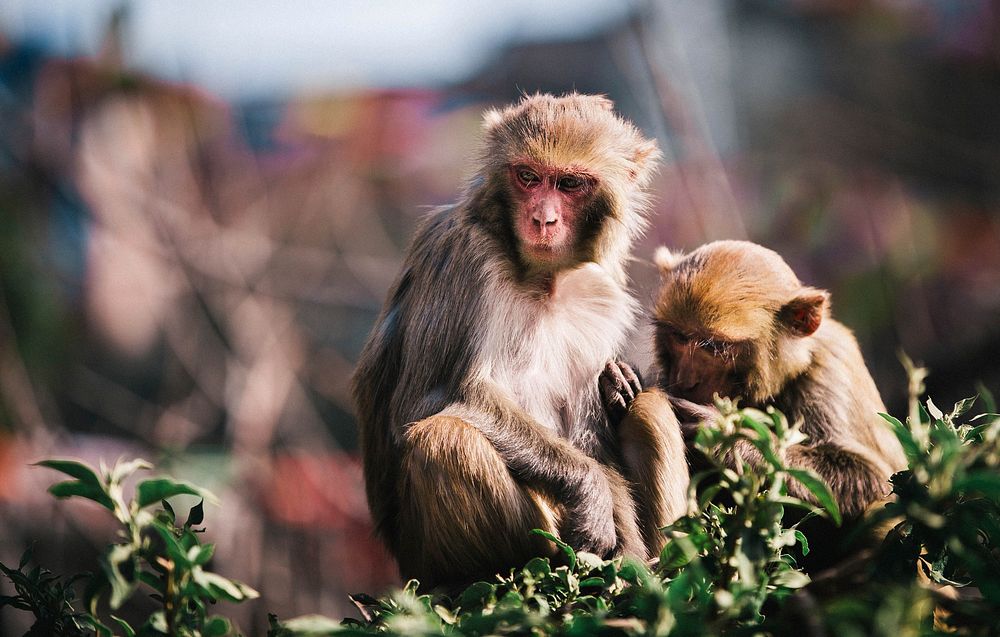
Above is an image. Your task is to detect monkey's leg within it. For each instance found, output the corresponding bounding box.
[397,415,559,590]
[618,389,690,557]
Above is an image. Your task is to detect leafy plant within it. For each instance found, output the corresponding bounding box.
[655,399,837,632]
[819,356,1000,635]
[0,547,92,636]
[267,400,836,636]
[0,458,257,636]
[4,361,999,636]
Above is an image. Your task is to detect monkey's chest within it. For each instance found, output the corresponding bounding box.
[485,265,637,435]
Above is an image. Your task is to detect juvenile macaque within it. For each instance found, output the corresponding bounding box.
[613,240,906,526]
[352,94,687,590]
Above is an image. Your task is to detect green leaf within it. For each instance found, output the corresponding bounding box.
[35,459,102,483]
[186,499,206,527]
[147,610,168,633]
[880,413,921,461]
[189,543,215,566]
[161,499,176,525]
[457,581,496,609]
[110,615,136,637]
[523,557,551,579]
[83,616,113,637]
[150,521,190,565]
[136,478,213,509]
[46,480,116,512]
[949,395,979,421]
[954,472,1000,499]
[204,616,232,637]
[137,570,164,594]
[787,468,841,526]
[37,460,117,512]
[794,530,810,556]
[741,416,782,467]
[103,545,138,610]
[193,570,259,601]
[17,547,32,570]
[771,569,810,589]
[530,528,576,570]
[434,604,458,625]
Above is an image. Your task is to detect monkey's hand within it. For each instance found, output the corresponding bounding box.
[669,396,720,443]
[599,361,643,428]
[563,463,618,557]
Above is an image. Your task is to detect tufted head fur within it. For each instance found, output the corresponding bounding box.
[471,93,661,281]
[653,240,830,402]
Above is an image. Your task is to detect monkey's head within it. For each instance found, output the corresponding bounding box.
[474,93,661,276]
[652,240,830,405]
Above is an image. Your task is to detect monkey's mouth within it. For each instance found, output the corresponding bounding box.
[521,241,571,264]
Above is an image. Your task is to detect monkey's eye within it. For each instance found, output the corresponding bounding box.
[516,168,540,187]
[699,339,729,356]
[557,176,585,192]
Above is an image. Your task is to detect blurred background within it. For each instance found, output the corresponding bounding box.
[1,0,999,633]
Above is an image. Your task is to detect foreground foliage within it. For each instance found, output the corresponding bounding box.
[0,459,257,636]
[2,360,998,635]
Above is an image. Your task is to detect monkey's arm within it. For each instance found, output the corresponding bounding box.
[668,398,888,520]
[713,425,889,520]
[446,385,621,557]
[780,441,891,520]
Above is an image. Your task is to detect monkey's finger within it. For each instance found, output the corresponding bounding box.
[670,396,717,423]
[604,361,636,403]
[618,362,643,397]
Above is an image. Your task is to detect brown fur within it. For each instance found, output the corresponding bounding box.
[650,241,906,523]
[352,93,673,590]
[616,389,689,556]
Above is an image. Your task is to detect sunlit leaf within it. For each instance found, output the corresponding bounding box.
[136,478,213,509]
[926,398,944,422]
[530,528,576,570]
[457,581,496,609]
[787,468,841,526]
[110,615,135,637]
[103,545,138,610]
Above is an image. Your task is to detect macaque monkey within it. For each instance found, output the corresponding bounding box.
[352,94,688,590]
[609,240,906,530]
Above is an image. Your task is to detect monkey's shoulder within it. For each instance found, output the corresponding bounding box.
[773,318,886,435]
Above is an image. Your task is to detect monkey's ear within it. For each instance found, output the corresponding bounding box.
[482,108,504,131]
[780,289,829,337]
[630,138,662,183]
[654,246,684,274]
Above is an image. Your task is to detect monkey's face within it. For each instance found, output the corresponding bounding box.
[652,240,831,405]
[655,321,746,404]
[507,162,597,270]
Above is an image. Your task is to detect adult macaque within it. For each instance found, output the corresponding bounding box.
[352,94,687,589]
[611,240,906,526]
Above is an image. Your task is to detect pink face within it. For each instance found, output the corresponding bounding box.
[657,322,744,405]
[508,162,596,266]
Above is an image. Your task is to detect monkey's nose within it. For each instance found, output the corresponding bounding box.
[532,212,558,228]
